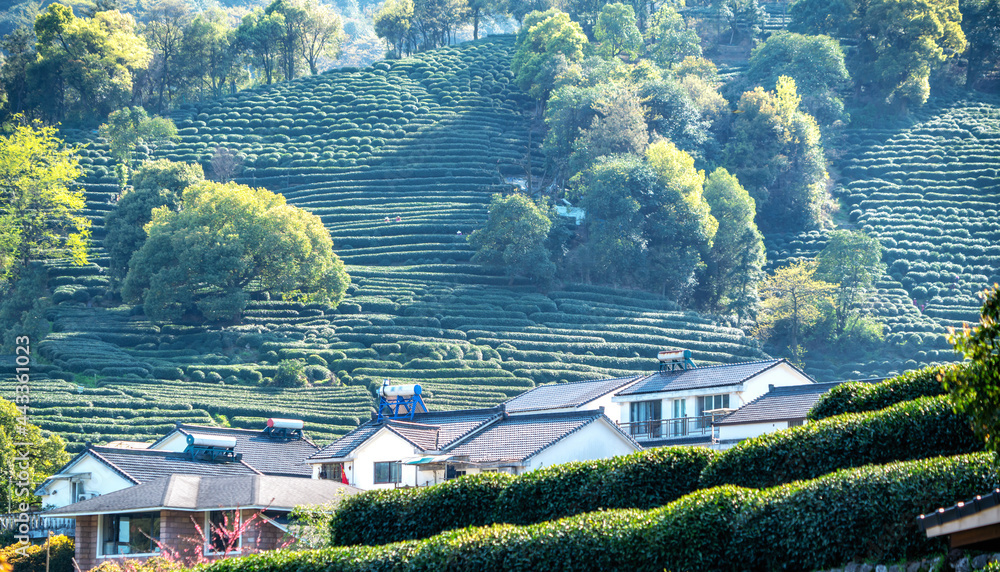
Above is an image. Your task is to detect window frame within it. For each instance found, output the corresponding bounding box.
[373,461,402,484]
[204,510,243,555]
[98,512,161,558]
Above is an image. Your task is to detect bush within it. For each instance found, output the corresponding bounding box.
[808,365,952,420]
[202,453,997,572]
[700,395,981,489]
[497,447,716,525]
[330,448,714,546]
[331,473,513,546]
[1,535,74,572]
[272,359,307,387]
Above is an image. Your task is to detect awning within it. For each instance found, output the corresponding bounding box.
[404,455,460,465]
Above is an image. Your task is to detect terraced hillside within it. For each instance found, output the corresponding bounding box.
[10,36,769,450]
[763,96,1000,381]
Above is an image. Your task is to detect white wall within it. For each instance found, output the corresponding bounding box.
[526,419,639,471]
[40,455,134,509]
[717,421,791,445]
[740,363,812,403]
[310,429,421,490]
[150,431,188,452]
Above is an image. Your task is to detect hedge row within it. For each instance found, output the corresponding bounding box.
[329,447,715,546]
[701,395,980,489]
[207,452,997,572]
[808,364,953,420]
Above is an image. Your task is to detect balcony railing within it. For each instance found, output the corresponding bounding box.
[619,415,717,442]
[0,513,76,538]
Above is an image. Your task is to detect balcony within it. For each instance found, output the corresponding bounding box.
[619,415,718,443]
[0,513,76,538]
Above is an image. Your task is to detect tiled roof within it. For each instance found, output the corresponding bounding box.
[308,424,382,461]
[504,375,646,413]
[616,359,807,396]
[88,447,262,484]
[172,425,319,477]
[446,411,619,464]
[715,382,840,425]
[386,421,440,451]
[45,475,362,516]
[917,488,1000,531]
[308,408,504,462]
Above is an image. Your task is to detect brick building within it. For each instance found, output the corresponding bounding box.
[45,475,360,571]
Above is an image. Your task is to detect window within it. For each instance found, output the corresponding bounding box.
[374,461,402,484]
[629,400,662,437]
[101,512,160,556]
[206,511,241,554]
[319,463,343,481]
[670,399,688,436]
[697,394,730,416]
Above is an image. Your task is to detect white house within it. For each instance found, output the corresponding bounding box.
[712,381,842,448]
[611,357,815,447]
[37,421,319,509]
[306,407,641,489]
[502,374,646,423]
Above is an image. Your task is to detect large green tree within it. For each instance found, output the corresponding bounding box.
[746,32,850,123]
[594,2,642,59]
[942,284,1000,454]
[374,0,414,58]
[790,0,965,107]
[468,193,555,285]
[722,76,828,232]
[756,259,837,361]
[178,8,240,99]
[32,4,152,123]
[1,397,70,509]
[578,141,716,299]
[569,85,648,173]
[815,229,885,338]
[141,0,192,114]
[699,167,765,321]
[0,118,86,289]
[237,7,285,85]
[960,0,1000,87]
[511,9,589,101]
[645,2,701,66]
[121,181,349,322]
[98,107,178,187]
[103,159,204,286]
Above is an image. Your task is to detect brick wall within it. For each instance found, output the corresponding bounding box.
[74,515,99,572]
[73,509,293,571]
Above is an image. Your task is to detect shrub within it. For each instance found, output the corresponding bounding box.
[272,359,307,387]
[700,395,981,489]
[808,365,952,420]
[330,448,714,546]
[202,453,997,572]
[331,473,513,546]
[1,535,74,572]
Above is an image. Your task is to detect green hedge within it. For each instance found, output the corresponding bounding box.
[701,395,981,489]
[496,447,716,525]
[205,452,997,572]
[330,448,714,546]
[808,365,951,420]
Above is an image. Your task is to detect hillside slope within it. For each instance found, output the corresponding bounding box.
[14,37,768,449]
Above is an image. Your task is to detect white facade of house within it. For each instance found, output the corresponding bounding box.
[38,454,133,509]
[716,420,798,446]
[613,362,812,425]
[150,431,190,452]
[309,427,426,489]
[525,417,638,471]
[309,415,641,490]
